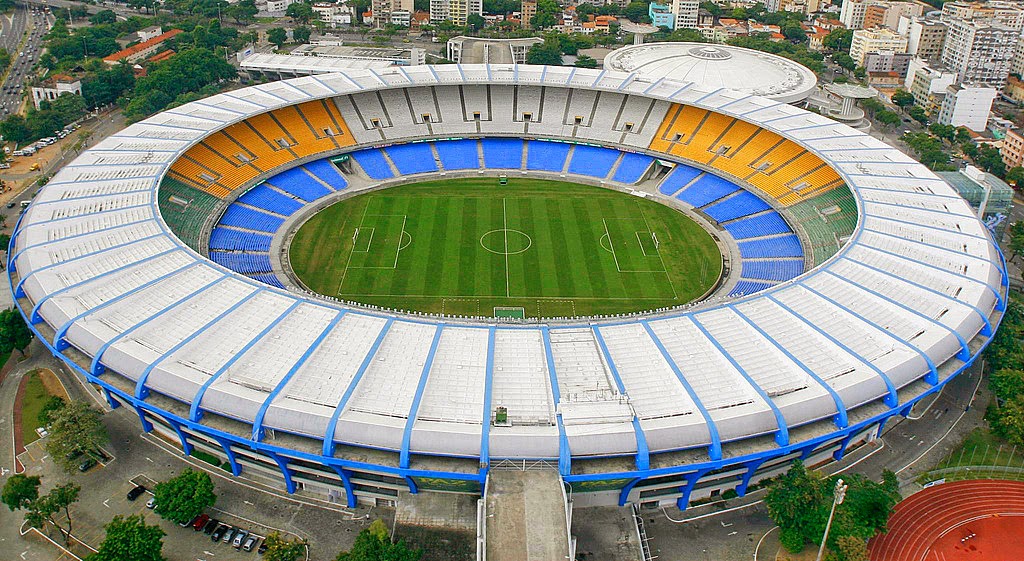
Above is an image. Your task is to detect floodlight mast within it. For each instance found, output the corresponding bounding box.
[815,478,848,561]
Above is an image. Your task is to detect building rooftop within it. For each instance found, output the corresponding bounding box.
[602,42,817,103]
[103,29,182,63]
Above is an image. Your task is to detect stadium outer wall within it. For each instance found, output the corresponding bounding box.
[6,65,1010,509]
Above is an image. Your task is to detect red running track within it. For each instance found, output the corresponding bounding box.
[868,480,1024,561]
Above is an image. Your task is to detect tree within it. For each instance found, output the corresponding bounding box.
[991,394,1024,445]
[336,520,422,561]
[0,115,30,144]
[765,461,828,553]
[822,28,853,52]
[991,369,1024,401]
[531,0,559,29]
[853,66,866,79]
[525,39,562,65]
[1,474,41,512]
[292,26,312,44]
[574,54,598,68]
[909,106,928,125]
[834,52,856,72]
[89,514,166,561]
[263,532,309,561]
[44,401,108,473]
[268,27,288,50]
[623,1,651,23]
[1005,166,1024,188]
[286,1,315,24]
[125,48,237,119]
[835,535,870,561]
[467,13,486,31]
[89,10,117,24]
[782,22,806,42]
[153,468,216,525]
[225,0,258,24]
[38,396,66,427]
[0,307,32,355]
[891,89,914,108]
[876,110,901,129]
[25,482,80,545]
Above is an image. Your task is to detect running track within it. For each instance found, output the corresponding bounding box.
[868,479,1024,561]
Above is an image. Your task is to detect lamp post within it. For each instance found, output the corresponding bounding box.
[815,478,848,561]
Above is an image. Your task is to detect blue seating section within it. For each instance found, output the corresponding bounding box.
[741,260,804,282]
[526,141,571,172]
[351,149,395,180]
[209,228,272,252]
[209,252,273,274]
[482,138,523,169]
[219,206,284,233]
[658,166,703,195]
[612,152,654,184]
[238,185,304,217]
[302,160,348,190]
[250,274,284,289]
[724,213,793,240]
[267,167,333,202]
[703,191,772,223]
[568,145,620,178]
[729,280,776,297]
[677,174,740,208]
[385,143,438,175]
[435,140,479,170]
[737,235,803,259]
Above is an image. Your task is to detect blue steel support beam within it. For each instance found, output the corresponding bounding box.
[769,293,900,405]
[690,316,790,447]
[209,434,243,476]
[102,387,121,409]
[736,458,767,497]
[400,324,444,470]
[617,478,643,506]
[53,262,199,351]
[90,274,229,375]
[252,311,346,442]
[31,247,183,324]
[641,321,723,461]
[480,327,497,472]
[833,432,857,462]
[328,465,358,508]
[591,326,650,471]
[819,271,967,366]
[135,288,264,400]
[190,300,303,422]
[166,418,194,456]
[323,319,394,457]
[677,468,712,510]
[541,327,571,476]
[844,255,993,336]
[133,404,154,432]
[266,451,297,494]
[729,306,848,429]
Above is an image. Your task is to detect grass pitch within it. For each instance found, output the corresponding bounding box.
[289,178,722,317]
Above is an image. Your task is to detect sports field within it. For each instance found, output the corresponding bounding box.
[288,178,722,318]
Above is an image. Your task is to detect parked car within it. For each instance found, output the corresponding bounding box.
[211,524,229,542]
[126,485,146,501]
[77,458,96,472]
[203,519,219,534]
[192,513,210,531]
[232,529,249,549]
[222,526,237,543]
[258,540,268,554]
[146,497,156,509]
[242,535,258,552]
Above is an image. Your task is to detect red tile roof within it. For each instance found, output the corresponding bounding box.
[103,29,182,63]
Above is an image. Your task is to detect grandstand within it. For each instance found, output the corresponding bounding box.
[10,65,1006,515]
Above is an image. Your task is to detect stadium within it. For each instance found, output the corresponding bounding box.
[6,62,1007,512]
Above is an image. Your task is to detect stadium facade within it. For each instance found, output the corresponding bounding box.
[8,64,1006,509]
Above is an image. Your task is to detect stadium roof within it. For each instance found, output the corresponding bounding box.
[9,64,1004,473]
[603,42,819,103]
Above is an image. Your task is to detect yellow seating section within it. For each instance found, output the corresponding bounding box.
[648,103,844,206]
[169,100,358,199]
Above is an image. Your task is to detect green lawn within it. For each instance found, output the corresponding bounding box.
[289,178,723,318]
[21,370,52,446]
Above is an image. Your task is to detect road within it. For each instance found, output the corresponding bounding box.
[0,4,51,120]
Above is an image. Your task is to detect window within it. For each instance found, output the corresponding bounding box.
[523,112,533,121]
[574,115,583,125]
[422,113,432,122]
[473,111,481,120]
[370,118,381,128]
[624,122,634,131]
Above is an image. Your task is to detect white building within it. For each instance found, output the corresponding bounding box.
[941,0,1024,32]
[429,0,482,25]
[849,28,908,67]
[941,18,1018,89]
[373,0,413,28]
[136,26,163,43]
[671,0,699,29]
[30,75,82,110]
[936,84,997,131]
[840,0,869,29]
[312,3,355,27]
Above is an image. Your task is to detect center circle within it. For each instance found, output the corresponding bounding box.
[480,229,532,255]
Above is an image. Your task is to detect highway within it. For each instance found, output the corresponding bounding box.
[0,4,51,119]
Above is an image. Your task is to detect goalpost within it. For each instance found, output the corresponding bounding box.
[352,227,360,244]
[651,232,660,250]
